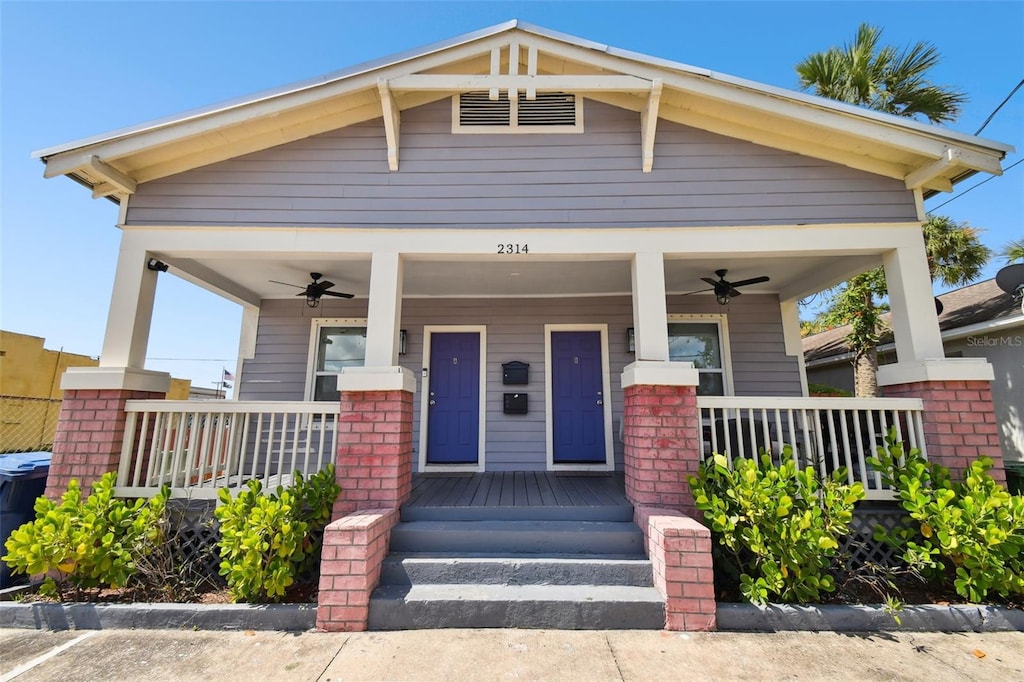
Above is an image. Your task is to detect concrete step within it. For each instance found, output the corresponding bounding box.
[368,583,666,630]
[380,554,655,587]
[401,503,634,523]
[388,520,645,556]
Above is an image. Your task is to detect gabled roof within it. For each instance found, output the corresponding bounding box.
[35,20,1013,202]
[803,278,1024,364]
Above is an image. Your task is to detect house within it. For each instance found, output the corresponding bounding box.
[34,21,1012,631]
[804,279,1024,463]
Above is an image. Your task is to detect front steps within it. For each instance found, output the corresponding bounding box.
[368,503,665,630]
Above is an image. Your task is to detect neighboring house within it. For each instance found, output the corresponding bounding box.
[0,330,194,452]
[804,279,1024,463]
[33,21,1012,631]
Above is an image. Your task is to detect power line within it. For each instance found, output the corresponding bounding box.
[929,157,1024,211]
[975,77,1024,135]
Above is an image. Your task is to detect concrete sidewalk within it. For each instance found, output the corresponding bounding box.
[2,628,1022,681]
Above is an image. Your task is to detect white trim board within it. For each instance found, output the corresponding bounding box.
[418,325,488,473]
[544,324,614,472]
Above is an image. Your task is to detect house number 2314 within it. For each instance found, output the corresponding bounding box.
[497,244,529,254]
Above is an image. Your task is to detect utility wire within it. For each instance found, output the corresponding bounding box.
[146,357,235,362]
[929,157,1024,211]
[975,77,1024,135]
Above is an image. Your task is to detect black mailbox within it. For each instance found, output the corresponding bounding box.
[502,361,529,385]
[503,393,528,415]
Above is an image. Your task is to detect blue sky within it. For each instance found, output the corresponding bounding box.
[2,1,1022,394]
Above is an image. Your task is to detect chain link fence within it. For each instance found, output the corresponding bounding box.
[0,395,62,453]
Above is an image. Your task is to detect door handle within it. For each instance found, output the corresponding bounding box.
[596,400,603,406]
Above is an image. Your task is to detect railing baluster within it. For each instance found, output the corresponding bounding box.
[708,407,719,459]
[785,408,799,467]
[117,411,138,487]
[131,411,151,487]
[836,408,853,485]
[264,413,276,482]
[824,408,840,478]
[145,411,162,487]
[290,412,301,477]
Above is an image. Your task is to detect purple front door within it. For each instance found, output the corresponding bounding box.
[551,331,606,464]
[426,332,481,464]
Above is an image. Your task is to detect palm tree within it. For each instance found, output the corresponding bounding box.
[1001,238,1024,263]
[796,23,967,124]
[797,25,978,396]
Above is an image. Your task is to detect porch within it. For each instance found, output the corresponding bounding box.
[111,396,929,502]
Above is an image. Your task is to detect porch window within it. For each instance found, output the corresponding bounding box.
[667,317,732,396]
[307,319,367,401]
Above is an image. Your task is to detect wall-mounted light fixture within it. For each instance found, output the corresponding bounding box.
[146,258,169,272]
[399,329,408,355]
[626,327,635,353]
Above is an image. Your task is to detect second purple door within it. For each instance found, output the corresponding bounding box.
[551,331,606,464]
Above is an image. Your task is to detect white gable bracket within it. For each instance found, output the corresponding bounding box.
[88,156,137,195]
[640,78,663,173]
[904,147,1004,192]
[377,79,401,171]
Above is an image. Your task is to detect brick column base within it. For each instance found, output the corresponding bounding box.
[623,385,701,516]
[882,380,1006,485]
[635,505,716,631]
[333,390,414,518]
[45,388,165,499]
[316,508,400,632]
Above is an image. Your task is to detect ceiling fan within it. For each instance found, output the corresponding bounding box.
[270,272,354,308]
[684,269,770,305]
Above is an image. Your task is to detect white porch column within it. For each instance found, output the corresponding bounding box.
[631,252,670,362]
[99,239,158,369]
[364,251,404,367]
[338,251,416,393]
[779,298,809,396]
[877,245,993,385]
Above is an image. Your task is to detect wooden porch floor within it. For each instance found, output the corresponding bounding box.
[406,472,628,510]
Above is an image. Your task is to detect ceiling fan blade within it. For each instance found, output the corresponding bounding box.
[699,277,720,288]
[313,280,336,291]
[682,286,715,296]
[729,276,770,288]
[728,288,743,298]
[321,291,355,299]
[269,279,304,289]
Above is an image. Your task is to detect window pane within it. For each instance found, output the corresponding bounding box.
[697,372,725,397]
[314,374,339,402]
[318,327,366,372]
[668,323,722,369]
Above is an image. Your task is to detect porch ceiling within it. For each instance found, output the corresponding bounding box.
[166,252,880,303]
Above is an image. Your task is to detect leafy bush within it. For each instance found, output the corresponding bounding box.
[215,465,340,603]
[689,449,865,604]
[870,431,1024,602]
[2,473,169,600]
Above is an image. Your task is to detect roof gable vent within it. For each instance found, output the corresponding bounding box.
[454,91,582,133]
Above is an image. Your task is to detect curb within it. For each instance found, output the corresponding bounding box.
[0,602,317,631]
[717,603,1024,633]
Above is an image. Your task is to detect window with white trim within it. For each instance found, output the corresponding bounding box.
[667,316,732,396]
[307,319,366,401]
[452,91,583,133]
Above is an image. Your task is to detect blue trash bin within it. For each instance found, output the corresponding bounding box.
[0,452,52,588]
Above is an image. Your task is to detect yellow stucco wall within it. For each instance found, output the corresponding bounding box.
[0,330,193,452]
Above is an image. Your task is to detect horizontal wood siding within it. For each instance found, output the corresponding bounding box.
[127,99,917,228]
[239,294,802,471]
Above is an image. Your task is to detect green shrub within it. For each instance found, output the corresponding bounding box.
[215,465,340,603]
[870,431,1024,603]
[2,473,169,600]
[689,449,865,604]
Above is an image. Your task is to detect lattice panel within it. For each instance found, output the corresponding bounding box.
[840,508,915,569]
[164,501,222,583]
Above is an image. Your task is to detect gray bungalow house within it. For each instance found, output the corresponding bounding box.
[36,21,1011,631]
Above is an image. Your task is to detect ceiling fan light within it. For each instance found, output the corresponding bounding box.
[716,293,731,306]
[306,297,320,308]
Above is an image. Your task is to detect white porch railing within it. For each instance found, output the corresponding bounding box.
[697,397,927,500]
[116,401,340,499]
